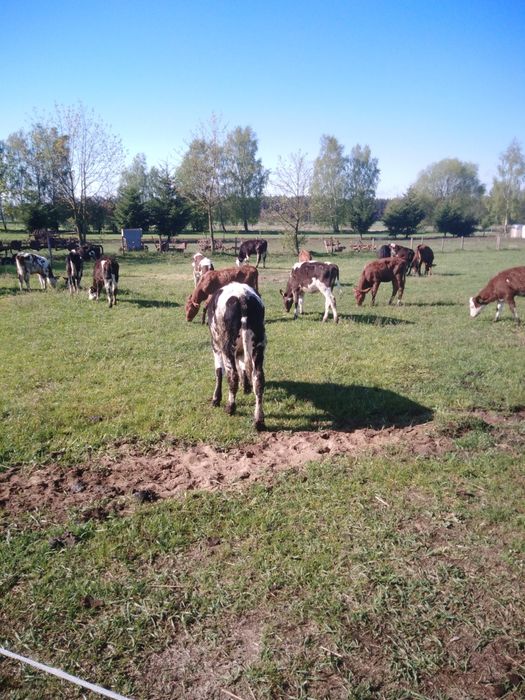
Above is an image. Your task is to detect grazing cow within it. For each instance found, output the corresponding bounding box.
[280,261,339,323]
[377,244,392,259]
[15,253,57,291]
[413,244,434,276]
[469,266,525,322]
[88,256,119,308]
[389,243,415,274]
[185,265,259,323]
[298,249,313,263]
[191,253,214,286]
[354,258,407,306]
[207,282,266,430]
[236,239,268,268]
[65,249,84,293]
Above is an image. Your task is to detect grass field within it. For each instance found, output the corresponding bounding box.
[1,237,524,699]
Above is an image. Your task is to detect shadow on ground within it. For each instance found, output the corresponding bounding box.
[267,380,432,431]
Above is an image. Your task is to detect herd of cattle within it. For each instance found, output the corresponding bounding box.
[9,237,525,430]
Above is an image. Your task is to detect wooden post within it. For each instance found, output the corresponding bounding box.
[461,237,465,250]
[441,236,445,252]
[496,234,501,251]
[410,236,414,249]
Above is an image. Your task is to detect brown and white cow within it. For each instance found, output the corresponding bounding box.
[15,253,57,290]
[389,243,415,274]
[412,244,434,276]
[280,261,339,323]
[192,253,214,287]
[354,258,407,306]
[207,282,266,430]
[469,266,525,322]
[298,249,313,263]
[236,239,268,268]
[65,249,84,293]
[88,256,119,308]
[185,266,259,323]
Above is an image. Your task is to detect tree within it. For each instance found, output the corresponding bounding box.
[176,116,224,249]
[412,158,485,225]
[310,135,349,233]
[37,103,124,243]
[147,164,190,238]
[222,126,268,232]
[382,190,426,238]
[113,183,149,231]
[489,139,525,232]
[266,151,312,253]
[347,145,380,238]
[434,201,477,237]
[120,153,151,201]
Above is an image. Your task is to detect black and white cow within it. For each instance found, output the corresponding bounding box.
[207,282,266,430]
[88,256,119,308]
[15,253,57,290]
[280,261,339,323]
[65,249,84,293]
[236,239,268,268]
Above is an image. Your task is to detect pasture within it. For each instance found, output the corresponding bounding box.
[0,238,524,699]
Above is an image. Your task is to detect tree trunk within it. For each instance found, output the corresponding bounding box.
[207,207,215,252]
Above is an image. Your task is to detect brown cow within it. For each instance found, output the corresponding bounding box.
[413,244,434,276]
[185,266,259,323]
[354,258,407,306]
[469,266,525,321]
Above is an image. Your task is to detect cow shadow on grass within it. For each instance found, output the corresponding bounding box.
[266,380,432,431]
[118,297,179,309]
[342,313,414,325]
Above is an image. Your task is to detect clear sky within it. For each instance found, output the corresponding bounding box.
[2,0,524,197]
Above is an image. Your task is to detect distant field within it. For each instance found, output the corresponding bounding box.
[0,241,524,699]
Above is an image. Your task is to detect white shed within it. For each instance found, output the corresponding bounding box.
[509,224,525,238]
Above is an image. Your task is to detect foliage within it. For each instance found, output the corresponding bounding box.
[147,165,190,237]
[222,126,268,231]
[310,135,349,233]
[488,139,525,230]
[383,190,426,238]
[20,201,60,232]
[434,200,477,236]
[113,183,149,231]
[346,144,380,237]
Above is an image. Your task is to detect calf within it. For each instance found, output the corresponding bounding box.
[412,244,434,276]
[280,261,339,323]
[469,266,525,322]
[354,258,407,306]
[191,253,214,286]
[65,249,84,293]
[88,256,119,308]
[185,265,259,323]
[298,249,313,262]
[15,253,57,290]
[389,243,415,274]
[207,282,266,430]
[236,239,268,268]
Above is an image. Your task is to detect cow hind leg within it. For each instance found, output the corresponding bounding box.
[494,300,504,321]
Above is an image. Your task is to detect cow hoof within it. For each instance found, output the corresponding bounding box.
[225,403,236,416]
[254,420,265,431]
[212,398,221,407]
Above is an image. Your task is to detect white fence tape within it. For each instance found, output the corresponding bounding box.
[0,646,133,700]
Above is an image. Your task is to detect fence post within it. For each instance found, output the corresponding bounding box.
[496,234,501,251]
[461,237,465,250]
[441,236,445,252]
[410,236,414,249]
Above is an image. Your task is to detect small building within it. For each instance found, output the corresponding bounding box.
[509,224,525,238]
[121,228,143,251]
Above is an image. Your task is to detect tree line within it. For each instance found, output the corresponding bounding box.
[1,104,524,252]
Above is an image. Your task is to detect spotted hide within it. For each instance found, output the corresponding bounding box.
[280,261,339,323]
[207,282,266,430]
[15,253,57,291]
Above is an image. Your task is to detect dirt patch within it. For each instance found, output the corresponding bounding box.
[0,422,452,522]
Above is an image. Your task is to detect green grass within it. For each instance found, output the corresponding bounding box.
[1,241,524,698]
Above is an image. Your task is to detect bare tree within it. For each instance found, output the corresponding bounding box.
[267,151,312,253]
[38,103,124,242]
[176,115,225,250]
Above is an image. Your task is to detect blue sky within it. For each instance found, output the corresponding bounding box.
[3,0,524,197]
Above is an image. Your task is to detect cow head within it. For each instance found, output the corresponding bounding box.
[279,289,294,313]
[185,296,200,321]
[353,287,366,306]
[469,296,485,318]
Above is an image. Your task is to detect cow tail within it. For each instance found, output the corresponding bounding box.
[239,298,254,381]
[334,268,342,296]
